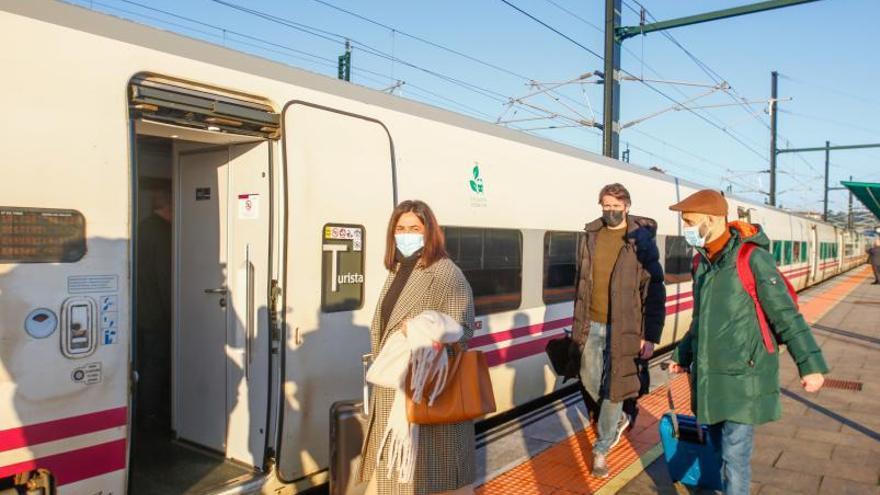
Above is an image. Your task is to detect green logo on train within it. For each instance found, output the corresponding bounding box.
[469,164,484,194]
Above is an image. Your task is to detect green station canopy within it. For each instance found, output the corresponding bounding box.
[841,181,880,222]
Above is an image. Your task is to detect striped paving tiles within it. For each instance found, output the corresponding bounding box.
[475,375,692,495]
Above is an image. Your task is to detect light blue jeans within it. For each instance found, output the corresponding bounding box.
[708,421,754,495]
[579,321,625,455]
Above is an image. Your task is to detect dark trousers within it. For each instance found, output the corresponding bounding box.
[872,262,880,282]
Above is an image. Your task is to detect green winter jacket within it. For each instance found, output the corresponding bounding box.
[672,222,828,426]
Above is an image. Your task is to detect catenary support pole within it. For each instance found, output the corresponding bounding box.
[769,71,778,206]
[602,0,622,159]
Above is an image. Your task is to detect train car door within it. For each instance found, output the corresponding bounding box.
[276,102,396,483]
[129,77,281,493]
[176,142,271,466]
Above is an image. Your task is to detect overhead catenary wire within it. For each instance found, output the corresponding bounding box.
[82,0,537,130]
[82,0,826,198]
[622,0,824,197]
[307,0,600,123]
[498,0,770,163]
[210,0,578,126]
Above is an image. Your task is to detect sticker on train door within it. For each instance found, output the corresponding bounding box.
[238,193,259,219]
[321,224,365,313]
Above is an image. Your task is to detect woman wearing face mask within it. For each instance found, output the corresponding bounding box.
[358,199,476,495]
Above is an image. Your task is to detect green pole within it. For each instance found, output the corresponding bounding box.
[616,0,822,41]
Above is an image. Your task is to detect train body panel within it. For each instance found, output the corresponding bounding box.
[0,1,869,493]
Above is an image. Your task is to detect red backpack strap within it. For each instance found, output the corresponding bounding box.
[692,253,702,276]
[736,243,776,354]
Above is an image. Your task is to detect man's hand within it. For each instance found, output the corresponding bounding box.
[801,373,824,393]
[667,362,688,374]
[639,340,655,360]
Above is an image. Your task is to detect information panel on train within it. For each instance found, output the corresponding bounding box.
[321,223,365,312]
[0,207,87,263]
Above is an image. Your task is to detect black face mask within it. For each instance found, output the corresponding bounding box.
[602,210,625,227]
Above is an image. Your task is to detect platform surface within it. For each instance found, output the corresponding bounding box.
[475,266,880,495]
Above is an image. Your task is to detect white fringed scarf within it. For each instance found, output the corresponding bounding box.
[365,310,464,483]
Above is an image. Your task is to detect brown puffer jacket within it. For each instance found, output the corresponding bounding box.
[572,215,666,402]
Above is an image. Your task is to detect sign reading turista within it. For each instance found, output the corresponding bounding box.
[321,224,365,313]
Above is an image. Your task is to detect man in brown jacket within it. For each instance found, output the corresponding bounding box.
[572,183,666,477]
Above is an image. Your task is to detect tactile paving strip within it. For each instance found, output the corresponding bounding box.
[822,378,863,391]
[476,374,692,495]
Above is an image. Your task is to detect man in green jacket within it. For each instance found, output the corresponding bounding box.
[668,189,827,495]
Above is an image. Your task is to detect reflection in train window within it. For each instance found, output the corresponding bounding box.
[444,227,522,315]
[543,231,583,304]
[783,241,793,265]
[664,235,694,284]
[792,240,801,263]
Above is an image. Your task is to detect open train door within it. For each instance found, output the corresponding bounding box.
[276,102,396,484]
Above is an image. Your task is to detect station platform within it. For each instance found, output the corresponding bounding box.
[474,265,880,495]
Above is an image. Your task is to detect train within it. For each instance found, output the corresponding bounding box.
[0,1,868,494]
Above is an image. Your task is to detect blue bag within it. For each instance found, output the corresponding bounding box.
[658,367,723,490]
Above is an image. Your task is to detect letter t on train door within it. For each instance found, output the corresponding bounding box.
[276,102,396,481]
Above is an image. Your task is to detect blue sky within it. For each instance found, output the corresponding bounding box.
[68,0,879,213]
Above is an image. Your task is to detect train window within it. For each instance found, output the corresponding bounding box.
[664,236,694,284]
[772,241,783,266]
[801,241,808,262]
[444,227,522,315]
[783,241,793,265]
[792,241,801,263]
[543,231,583,304]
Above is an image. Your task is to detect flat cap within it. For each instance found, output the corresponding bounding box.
[669,189,728,216]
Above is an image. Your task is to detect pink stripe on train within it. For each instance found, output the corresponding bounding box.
[0,407,127,453]
[0,439,126,486]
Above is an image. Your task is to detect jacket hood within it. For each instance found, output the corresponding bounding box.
[729,220,769,249]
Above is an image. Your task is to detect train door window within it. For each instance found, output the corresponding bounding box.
[772,241,783,266]
[543,231,582,304]
[444,227,522,315]
[783,241,793,265]
[664,235,694,284]
[800,241,808,262]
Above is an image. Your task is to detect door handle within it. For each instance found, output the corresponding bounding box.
[204,287,228,294]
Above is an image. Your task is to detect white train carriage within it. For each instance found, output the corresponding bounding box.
[0,2,867,494]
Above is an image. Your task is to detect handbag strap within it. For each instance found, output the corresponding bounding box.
[419,343,466,397]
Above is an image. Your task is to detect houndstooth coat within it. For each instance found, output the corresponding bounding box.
[358,257,476,495]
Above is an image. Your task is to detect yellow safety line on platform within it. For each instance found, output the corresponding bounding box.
[593,443,664,495]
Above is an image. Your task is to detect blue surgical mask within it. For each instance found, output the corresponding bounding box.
[395,233,424,257]
[683,224,707,248]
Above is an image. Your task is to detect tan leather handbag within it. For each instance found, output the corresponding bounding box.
[406,349,496,425]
